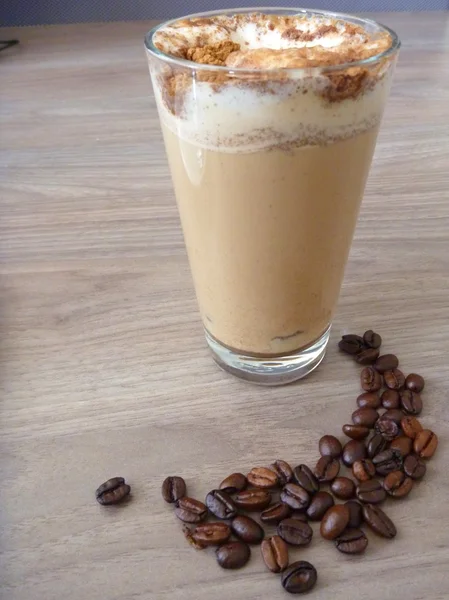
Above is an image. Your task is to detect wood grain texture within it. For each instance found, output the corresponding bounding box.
[0,13,448,600]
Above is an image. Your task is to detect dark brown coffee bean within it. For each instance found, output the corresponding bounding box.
[96,477,131,506]
[191,522,231,546]
[278,518,313,546]
[375,416,399,441]
[352,459,376,482]
[161,476,186,504]
[373,449,403,475]
[352,407,379,428]
[335,528,368,554]
[342,440,367,467]
[293,464,319,495]
[400,390,423,416]
[342,424,370,440]
[401,416,423,439]
[414,429,438,459]
[405,373,425,393]
[219,473,247,494]
[383,471,413,498]
[320,505,350,540]
[339,334,365,355]
[231,515,264,544]
[363,330,382,349]
[374,354,399,373]
[282,561,317,594]
[356,479,386,504]
[260,502,292,524]
[247,467,278,488]
[281,483,310,511]
[367,433,388,458]
[357,392,382,409]
[381,389,400,409]
[314,456,340,483]
[270,460,294,486]
[361,366,383,392]
[234,489,271,511]
[261,536,289,573]
[183,525,207,550]
[306,491,335,520]
[384,368,405,390]
[403,454,427,480]
[356,348,379,365]
[382,409,405,424]
[362,504,396,538]
[345,500,363,528]
[174,497,208,523]
[330,477,356,500]
[319,435,342,458]
[390,435,413,457]
[206,490,237,519]
[216,541,250,569]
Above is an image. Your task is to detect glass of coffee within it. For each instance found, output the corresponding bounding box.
[145,8,400,385]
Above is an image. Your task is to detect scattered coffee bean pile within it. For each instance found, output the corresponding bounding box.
[96,330,439,595]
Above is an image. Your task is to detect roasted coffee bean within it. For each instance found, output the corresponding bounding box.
[405,373,425,393]
[206,490,237,519]
[319,435,342,458]
[383,471,413,498]
[403,454,427,480]
[381,389,400,409]
[281,483,310,511]
[342,440,367,467]
[390,435,413,457]
[401,416,423,439]
[362,504,396,538]
[314,456,340,483]
[356,348,380,365]
[352,407,379,428]
[374,354,399,373]
[330,477,356,500]
[384,368,405,390]
[414,429,438,459]
[382,409,405,425]
[345,500,363,528]
[247,467,278,488]
[356,479,386,504]
[191,522,231,546]
[306,491,335,520]
[293,464,319,495]
[320,505,350,540]
[260,502,292,524]
[183,525,207,550]
[219,473,247,494]
[282,561,317,594]
[375,416,399,441]
[161,476,186,504]
[96,477,131,506]
[234,489,271,511]
[400,390,423,416]
[174,497,208,523]
[335,528,368,554]
[342,424,370,440]
[271,460,294,486]
[361,366,383,392]
[357,392,382,409]
[367,433,388,458]
[363,330,382,349]
[278,518,313,546]
[352,459,376,482]
[373,449,403,475]
[261,536,289,573]
[231,515,264,544]
[216,541,250,569]
[339,334,365,355]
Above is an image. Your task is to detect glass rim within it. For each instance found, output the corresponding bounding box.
[145,7,401,74]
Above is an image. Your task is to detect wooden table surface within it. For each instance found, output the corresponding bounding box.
[1,13,448,600]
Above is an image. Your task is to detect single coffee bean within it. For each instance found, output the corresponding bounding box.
[293,464,319,495]
[319,435,342,458]
[282,561,318,594]
[281,483,310,511]
[260,502,292,524]
[361,366,383,392]
[216,541,250,569]
[261,536,289,573]
[183,525,207,550]
[271,460,294,486]
[191,522,231,546]
[306,491,335,520]
[247,467,278,488]
[342,424,370,440]
[401,416,423,439]
[363,330,382,349]
[330,477,356,500]
[375,416,400,441]
[342,439,367,467]
[314,456,340,483]
[174,497,208,523]
[278,518,313,546]
[356,348,379,365]
[357,392,381,409]
[352,407,379,428]
[356,479,386,504]
[382,409,405,425]
[339,334,365,355]
[414,429,438,459]
[335,528,368,554]
[161,476,186,504]
[373,449,403,475]
[381,389,400,409]
[219,472,247,494]
[345,500,363,528]
[400,390,423,416]
[367,433,388,458]
[384,368,405,390]
[320,505,350,540]
[362,504,396,538]
[206,489,237,519]
[234,489,271,511]
[352,459,376,482]
[375,353,399,373]
[405,373,425,393]
[403,454,427,480]
[383,471,413,498]
[96,477,131,506]
[390,435,413,457]
[231,515,264,544]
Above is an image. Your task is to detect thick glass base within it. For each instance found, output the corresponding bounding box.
[205,325,331,386]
